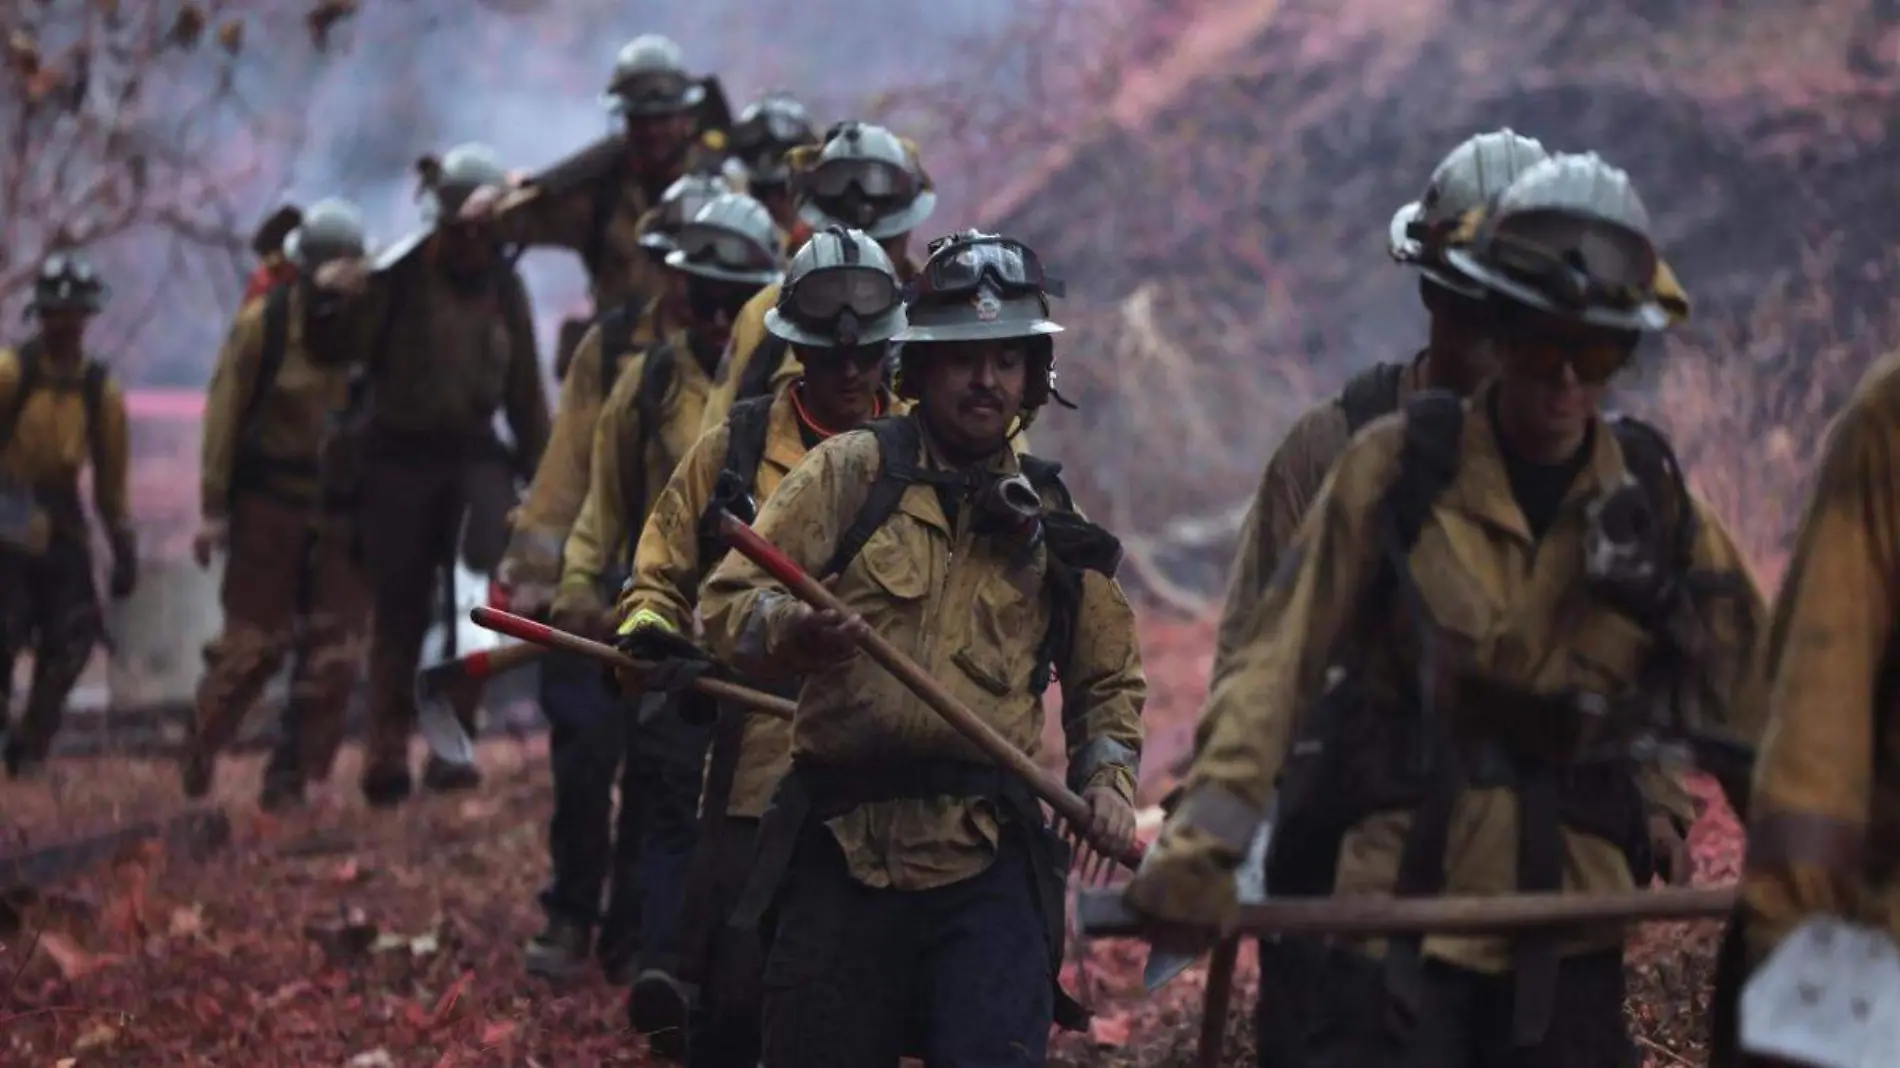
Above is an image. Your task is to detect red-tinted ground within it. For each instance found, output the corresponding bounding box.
[0,618,1738,1067]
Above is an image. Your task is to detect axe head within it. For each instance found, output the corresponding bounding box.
[1141,819,1274,992]
[414,659,479,767]
[1740,915,1900,1068]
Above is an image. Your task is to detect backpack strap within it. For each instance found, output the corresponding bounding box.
[240,284,294,434]
[1337,361,1409,436]
[1607,414,1699,570]
[598,301,642,401]
[1383,389,1466,558]
[634,340,678,432]
[583,169,623,281]
[699,394,778,559]
[80,360,107,469]
[736,332,790,405]
[819,415,964,579]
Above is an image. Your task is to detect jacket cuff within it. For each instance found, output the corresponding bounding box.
[1069,735,1140,800]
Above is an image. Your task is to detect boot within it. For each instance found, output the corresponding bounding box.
[628,966,697,1059]
[258,769,307,812]
[361,765,414,809]
[179,744,214,799]
[422,755,483,793]
[524,916,593,981]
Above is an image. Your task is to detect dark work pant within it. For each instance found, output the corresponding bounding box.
[626,707,712,973]
[685,816,764,1068]
[760,827,1053,1068]
[538,648,643,955]
[1259,942,1635,1068]
[0,536,101,758]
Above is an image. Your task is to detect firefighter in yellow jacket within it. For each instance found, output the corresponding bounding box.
[697,121,936,436]
[1127,154,1767,1066]
[185,200,374,808]
[1206,126,1554,1068]
[521,193,784,990]
[510,172,726,985]
[1733,351,1900,1008]
[614,225,904,1066]
[499,173,729,617]
[697,230,1143,1067]
[0,252,136,778]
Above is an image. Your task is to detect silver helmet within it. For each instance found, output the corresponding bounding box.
[764,226,906,347]
[1445,152,1673,332]
[422,142,509,224]
[664,193,785,286]
[602,34,705,117]
[795,122,936,240]
[284,197,368,273]
[639,173,733,255]
[892,230,1062,344]
[1389,128,1551,297]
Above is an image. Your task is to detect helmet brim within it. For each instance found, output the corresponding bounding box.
[799,189,938,241]
[764,306,906,347]
[1444,248,1671,332]
[663,249,783,286]
[892,319,1064,343]
[1388,200,1424,263]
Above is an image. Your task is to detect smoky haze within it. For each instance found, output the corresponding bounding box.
[97,0,1030,386]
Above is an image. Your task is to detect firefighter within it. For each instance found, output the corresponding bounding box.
[522,193,782,991]
[1201,128,1551,1065]
[0,252,136,778]
[697,229,1144,1067]
[728,91,820,241]
[614,225,905,1065]
[1728,337,1900,1035]
[1126,153,1767,1067]
[460,34,730,374]
[698,120,937,436]
[307,143,551,807]
[182,199,375,810]
[509,172,727,985]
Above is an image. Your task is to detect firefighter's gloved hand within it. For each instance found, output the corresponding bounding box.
[108,527,138,601]
[614,611,716,724]
[1122,820,1237,956]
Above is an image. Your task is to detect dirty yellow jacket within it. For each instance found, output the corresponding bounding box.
[1131,387,1766,972]
[698,416,1147,891]
[503,300,662,586]
[200,286,353,519]
[0,346,130,540]
[1211,357,1427,689]
[1742,350,1900,964]
[622,385,902,817]
[494,133,726,311]
[557,332,715,612]
[698,255,919,436]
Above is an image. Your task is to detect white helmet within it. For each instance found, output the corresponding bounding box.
[1389,128,1551,297]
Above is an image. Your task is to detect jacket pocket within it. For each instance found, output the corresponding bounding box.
[858,526,928,601]
[955,572,1044,697]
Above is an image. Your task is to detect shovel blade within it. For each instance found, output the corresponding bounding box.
[1740,916,1900,1068]
[1141,821,1274,993]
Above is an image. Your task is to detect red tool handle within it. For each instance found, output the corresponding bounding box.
[717,512,1145,868]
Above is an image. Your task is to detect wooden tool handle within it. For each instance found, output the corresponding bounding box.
[717,512,1144,868]
[1078,884,1738,938]
[469,606,796,721]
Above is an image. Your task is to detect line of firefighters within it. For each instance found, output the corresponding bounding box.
[0,28,1890,1068]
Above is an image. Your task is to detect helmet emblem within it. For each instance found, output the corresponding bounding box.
[973,289,1002,321]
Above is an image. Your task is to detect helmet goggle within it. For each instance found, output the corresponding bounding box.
[909,237,1063,302]
[676,223,778,273]
[611,70,695,111]
[1481,209,1658,315]
[785,265,900,322]
[33,254,106,309]
[801,157,917,203]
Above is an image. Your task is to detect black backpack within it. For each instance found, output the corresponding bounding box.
[818,415,1124,695]
[1336,360,1409,436]
[695,393,778,563]
[595,299,648,402]
[733,332,791,407]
